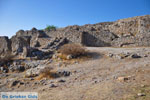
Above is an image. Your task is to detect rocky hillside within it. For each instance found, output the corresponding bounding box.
[47,15,150,47]
[0,15,150,100]
[0,47,150,100]
[0,15,150,59]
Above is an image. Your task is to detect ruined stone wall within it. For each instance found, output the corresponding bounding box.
[47,15,150,47]
[110,15,150,47]
[47,23,117,47]
[1,15,150,56]
[81,31,116,47]
[47,25,83,44]
[16,28,47,38]
[108,15,150,37]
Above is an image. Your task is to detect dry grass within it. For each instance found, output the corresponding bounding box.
[36,67,59,80]
[58,43,87,58]
[57,53,69,60]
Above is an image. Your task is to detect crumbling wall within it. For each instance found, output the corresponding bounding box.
[47,25,82,44]
[47,15,150,47]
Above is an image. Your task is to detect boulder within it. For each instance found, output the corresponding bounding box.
[29,48,53,59]
[0,36,11,55]
[42,37,68,50]
[11,36,31,57]
[131,54,141,58]
[0,37,12,64]
[25,65,48,77]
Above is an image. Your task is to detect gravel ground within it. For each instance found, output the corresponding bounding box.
[0,47,150,100]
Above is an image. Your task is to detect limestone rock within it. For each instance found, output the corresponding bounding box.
[117,76,130,81]
[9,80,20,87]
[131,54,141,58]
[137,93,146,96]
[11,36,30,57]
[0,36,12,56]
[25,65,48,77]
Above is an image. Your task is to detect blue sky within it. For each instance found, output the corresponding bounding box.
[0,0,150,37]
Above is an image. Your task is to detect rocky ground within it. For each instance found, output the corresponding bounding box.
[0,47,150,100]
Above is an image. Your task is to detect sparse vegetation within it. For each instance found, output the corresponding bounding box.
[58,43,87,58]
[127,85,150,100]
[36,67,59,80]
[45,25,57,32]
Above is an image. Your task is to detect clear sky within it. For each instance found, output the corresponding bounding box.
[0,0,150,37]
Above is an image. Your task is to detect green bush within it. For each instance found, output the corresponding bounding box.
[45,25,57,32]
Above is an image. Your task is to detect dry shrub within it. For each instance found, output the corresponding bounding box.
[58,43,86,58]
[57,53,68,60]
[36,67,59,80]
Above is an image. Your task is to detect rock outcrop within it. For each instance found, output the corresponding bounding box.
[0,36,11,54]
[0,37,12,66]
[11,36,31,57]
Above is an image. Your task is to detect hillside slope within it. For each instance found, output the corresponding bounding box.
[0,47,150,100]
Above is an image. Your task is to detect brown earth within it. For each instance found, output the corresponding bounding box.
[0,47,150,100]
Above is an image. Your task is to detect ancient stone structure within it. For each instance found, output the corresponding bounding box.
[110,15,150,47]
[47,25,83,44]
[0,15,150,59]
[46,15,150,47]
[16,28,47,38]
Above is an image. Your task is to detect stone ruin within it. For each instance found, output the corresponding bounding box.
[0,15,150,59]
[46,15,150,47]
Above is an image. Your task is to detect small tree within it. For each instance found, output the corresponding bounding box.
[45,25,57,32]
